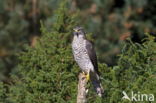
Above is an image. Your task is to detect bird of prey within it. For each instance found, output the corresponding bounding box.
[72,26,104,97]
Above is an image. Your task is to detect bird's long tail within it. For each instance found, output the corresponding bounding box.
[90,71,104,97]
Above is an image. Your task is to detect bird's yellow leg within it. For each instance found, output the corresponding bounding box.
[82,71,90,81]
[86,73,90,81]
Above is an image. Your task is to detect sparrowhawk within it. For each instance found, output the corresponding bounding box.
[72,26,104,97]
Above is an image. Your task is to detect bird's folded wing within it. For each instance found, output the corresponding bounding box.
[85,40,99,74]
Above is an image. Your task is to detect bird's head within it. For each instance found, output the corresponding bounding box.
[73,26,86,38]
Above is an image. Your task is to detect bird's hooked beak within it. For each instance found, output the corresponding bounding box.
[73,29,79,37]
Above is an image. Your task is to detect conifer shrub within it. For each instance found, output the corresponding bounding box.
[99,35,156,103]
[0,1,155,103]
[0,82,7,102]
[5,2,80,103]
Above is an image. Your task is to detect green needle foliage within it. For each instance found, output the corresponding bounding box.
[0,1,156,103]
[100,35,156,103]
[5,1,79,103]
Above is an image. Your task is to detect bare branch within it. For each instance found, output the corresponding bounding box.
[77,73,88,103]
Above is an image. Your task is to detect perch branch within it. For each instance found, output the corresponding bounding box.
[77,73,88,103]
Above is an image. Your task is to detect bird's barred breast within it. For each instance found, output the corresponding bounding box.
[72,40,94,72]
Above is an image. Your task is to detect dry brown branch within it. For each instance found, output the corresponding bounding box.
[77,73,88,103]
